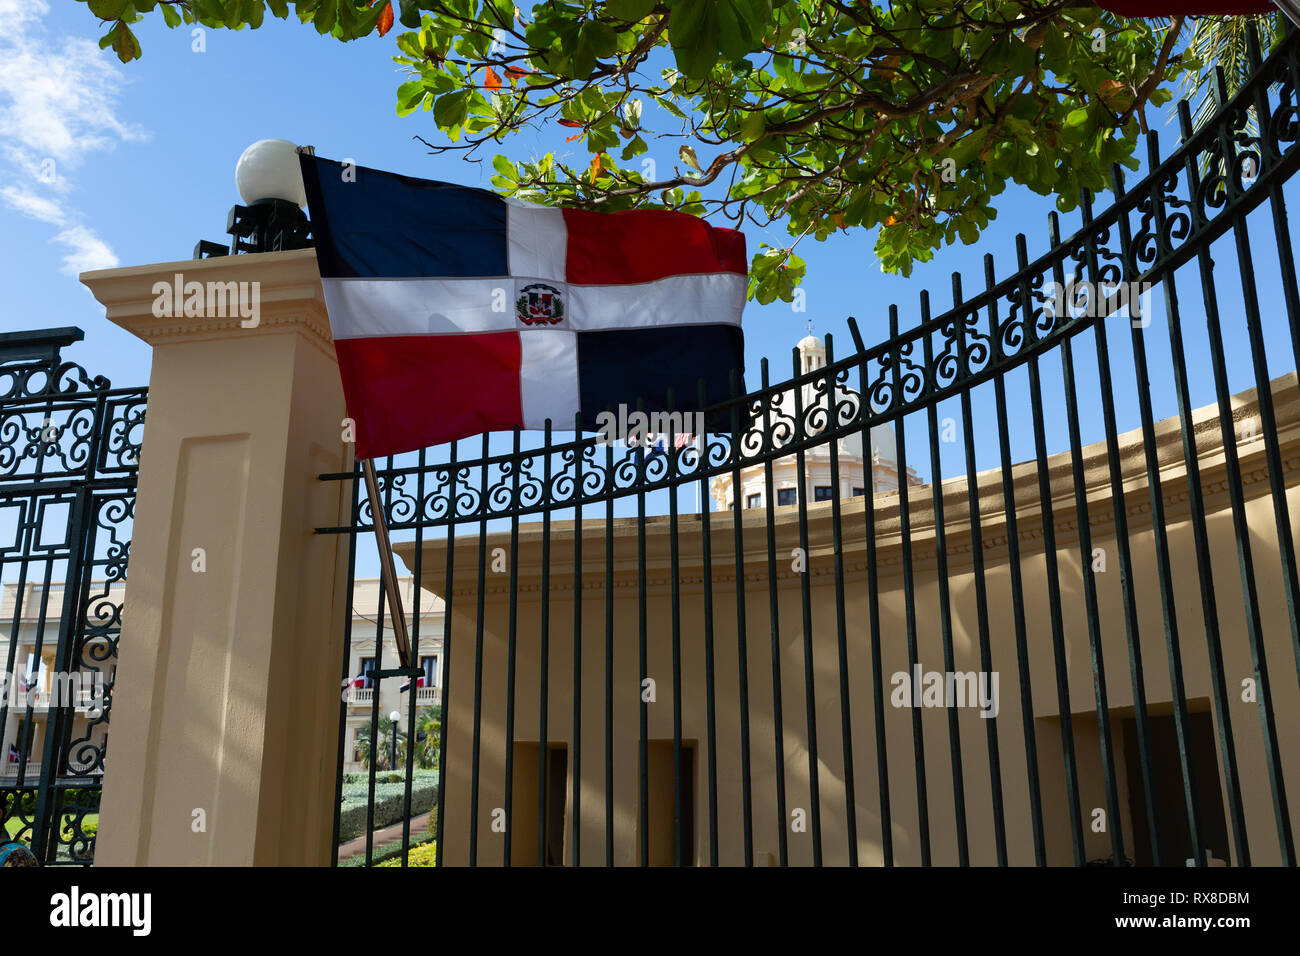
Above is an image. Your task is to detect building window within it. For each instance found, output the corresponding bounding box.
[777,488,797,506]
[814,486,833,501]
[359,656,376,689]
[852,487,866,497]
[746,493,762,509]
[728,498,736,510]
[420,655,438,688]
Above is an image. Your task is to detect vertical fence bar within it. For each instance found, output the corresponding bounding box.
[890,305,931,865]
[400,448,428,866]
[1017,232,1087,865]
[571,415,584,867]
[332,469,361,866]
[604,433,615,867]
[538,422,553,867]
[982,257,1046,865]
[636,397,650,866]
[696,379,721,866]
[503,428,522,866]
[469,434,490,866]
[823,335,858,865]
[952,273,1008,865]
[848,316,893,866]
[667,389,685,866]
[759,360,789,866]
[920,290,970,866]
[434,440,457,868]
[728,370,755,866]
[789,350,823,865]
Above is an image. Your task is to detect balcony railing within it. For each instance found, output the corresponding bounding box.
[415,686,440,706]
[1,761,40,779]
[345,687,375,706]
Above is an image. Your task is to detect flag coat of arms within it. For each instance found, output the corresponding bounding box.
[299,155,747,459]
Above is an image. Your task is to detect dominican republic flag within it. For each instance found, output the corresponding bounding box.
[298,155,747,459]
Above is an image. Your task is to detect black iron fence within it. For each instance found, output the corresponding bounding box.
[0,327,144,864]
[321,25,1300,866]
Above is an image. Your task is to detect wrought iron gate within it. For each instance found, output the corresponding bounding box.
[0,328,145,864]
[323,24,1300,867]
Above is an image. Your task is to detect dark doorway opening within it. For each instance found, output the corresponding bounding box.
[1122,710,1230,866]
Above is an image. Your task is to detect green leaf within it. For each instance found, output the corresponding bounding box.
[110,20,141,62]
[738,110,765,141]
[313,0,338,34]
[605,0,657,22]
[492,154,516,178]
[572,21,617,77]
[398,0,422,28]
[433,89,469,129]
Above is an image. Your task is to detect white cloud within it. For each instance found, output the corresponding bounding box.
[53,225,119,274]
[0,0,147,275]
[0,185,65,225]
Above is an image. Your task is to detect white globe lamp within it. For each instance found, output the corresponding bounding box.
[235,138,307,208]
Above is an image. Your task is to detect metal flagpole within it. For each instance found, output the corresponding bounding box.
[362,457,413,669]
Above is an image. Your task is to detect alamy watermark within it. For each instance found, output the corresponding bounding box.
[1043,279,1153,327]
[593,405,704,448]
[152,273,260,328]
[0,670,107,714]
[891,664,1000,718]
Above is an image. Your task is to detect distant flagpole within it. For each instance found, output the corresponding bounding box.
[362,458,413,669]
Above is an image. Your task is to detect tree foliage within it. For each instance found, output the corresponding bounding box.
[79,0,1195,298]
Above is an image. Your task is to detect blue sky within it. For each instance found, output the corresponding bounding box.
[2,2,1296,505]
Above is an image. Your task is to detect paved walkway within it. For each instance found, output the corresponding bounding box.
[337,811,432,862]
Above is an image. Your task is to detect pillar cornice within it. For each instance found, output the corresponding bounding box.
[81,247,333,360]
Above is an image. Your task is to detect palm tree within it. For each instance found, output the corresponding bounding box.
[352,722,408,771]
[1178,12,1285,128]
[414,706,442,770]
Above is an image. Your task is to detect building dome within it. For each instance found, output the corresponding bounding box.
[709,329,919,512]
[757,334,896,466]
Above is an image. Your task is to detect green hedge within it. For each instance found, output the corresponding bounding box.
[337,771,438,843]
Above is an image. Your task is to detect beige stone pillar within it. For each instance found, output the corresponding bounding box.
[81,248,353,865]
